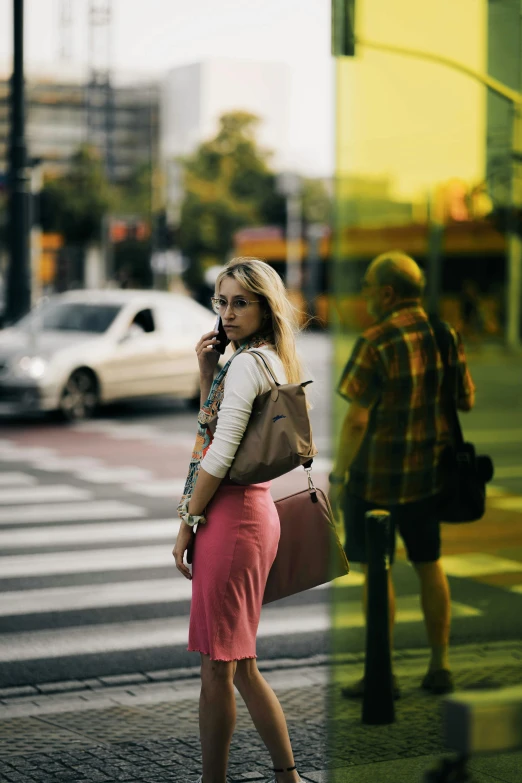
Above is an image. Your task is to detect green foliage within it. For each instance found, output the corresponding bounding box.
[301,177,332,225]
[178,111,285,290]
[40,146,114,244]
[113,161,153,217]
[112,238,153,289]
[39,147,157,288]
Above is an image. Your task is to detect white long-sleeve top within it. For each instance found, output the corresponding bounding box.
[200,347,287,479]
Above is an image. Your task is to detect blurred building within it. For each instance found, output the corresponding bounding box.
[337,176,415,227]
[0,77,159,183]
[160,59,291,218]
[486,0,520,207]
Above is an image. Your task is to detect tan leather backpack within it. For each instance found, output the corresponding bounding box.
[229,349,318,484]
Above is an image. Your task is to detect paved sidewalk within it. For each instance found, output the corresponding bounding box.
[0,642,521,783]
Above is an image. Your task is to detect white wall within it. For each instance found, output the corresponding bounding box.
[161,58,291,167]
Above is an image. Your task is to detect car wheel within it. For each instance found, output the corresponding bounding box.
[59,369,100,422]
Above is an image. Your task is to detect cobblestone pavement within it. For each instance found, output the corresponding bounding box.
[1,643,522,783]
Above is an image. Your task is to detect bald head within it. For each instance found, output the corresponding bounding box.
[370,251,426,300]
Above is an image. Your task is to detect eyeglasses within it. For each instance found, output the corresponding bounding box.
[211,297,261,316]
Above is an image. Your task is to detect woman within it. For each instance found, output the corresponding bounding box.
[173,258,304,783]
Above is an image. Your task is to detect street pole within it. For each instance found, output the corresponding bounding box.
[286,192,302,292]
[507,104,522,351]
[426,192,444,319]
[5,0,31,325]
[276,172,302,294]
[305,223,327,321]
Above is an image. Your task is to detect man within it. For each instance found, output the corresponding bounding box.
[330,250,475,697]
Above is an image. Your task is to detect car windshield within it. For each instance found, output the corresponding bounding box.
[17,302,122,333]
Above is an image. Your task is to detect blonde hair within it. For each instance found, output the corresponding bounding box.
[215,257,303,384]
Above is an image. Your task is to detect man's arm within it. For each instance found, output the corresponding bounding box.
[457,388,475,412]
[331,401,371,480]
[453,330,476,412]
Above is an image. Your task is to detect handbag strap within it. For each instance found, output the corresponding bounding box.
[430,318,465,447]
[245,349,281,402]
[246,349,280,387]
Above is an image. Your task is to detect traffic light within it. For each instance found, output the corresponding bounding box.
[332,0,356,57]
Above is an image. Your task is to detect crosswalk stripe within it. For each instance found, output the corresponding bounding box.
[0,446,56,461]
[0,577,193,615]
[123,480,187,497]
[0,574,363,616]
[72,421,196,447]
[29,457,104,473]
[441,553,522,577]
[487,485,508,497]
[0,473,37,487]
[74,467,154,484]
[510,585,522,594]
[0,485,92,505]
[0,519,179,549]
[490,497,522,512]
[466,428,522,445]
[0,501,146,525]
[0,596,481,663]
[492,465,522,479]
[0,544,176,577]
[332,596,480,629]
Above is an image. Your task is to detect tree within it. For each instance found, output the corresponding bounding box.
[39,145,114,245]
[178,111,285,292]
[301,177,332,226]
[113,161,154,218]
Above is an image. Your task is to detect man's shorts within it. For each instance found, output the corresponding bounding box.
[342,492,441,565]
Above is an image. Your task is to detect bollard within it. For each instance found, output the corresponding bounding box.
[362,509,395,725]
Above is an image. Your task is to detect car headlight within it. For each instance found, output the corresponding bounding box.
[17,356,47,380]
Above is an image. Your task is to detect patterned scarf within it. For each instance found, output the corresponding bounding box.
[177,335,268,512]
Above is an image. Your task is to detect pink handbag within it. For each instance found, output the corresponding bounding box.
[263,473,350,604]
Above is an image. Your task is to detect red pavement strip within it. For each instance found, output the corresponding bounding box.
[0,427,315,498]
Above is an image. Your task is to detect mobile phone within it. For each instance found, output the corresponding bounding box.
[214,315,230,355]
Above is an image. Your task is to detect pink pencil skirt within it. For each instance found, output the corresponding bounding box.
[188,481,280,661]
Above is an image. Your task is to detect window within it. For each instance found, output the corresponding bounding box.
[130,308,155,333]
[17,302,122,333]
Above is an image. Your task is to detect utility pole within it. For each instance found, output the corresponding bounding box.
[276,172,303,293]
[5,0,31,324]
[58,0,73,62]
[507,104,522,350]
[426,193,444,320]
[87,0,114,181]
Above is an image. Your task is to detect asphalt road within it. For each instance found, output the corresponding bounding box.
[0,333,521,688]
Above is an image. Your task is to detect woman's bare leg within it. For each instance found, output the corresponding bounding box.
[199,654,237,783]
[234,659,300,783]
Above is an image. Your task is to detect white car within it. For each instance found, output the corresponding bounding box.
[0,289,216,421]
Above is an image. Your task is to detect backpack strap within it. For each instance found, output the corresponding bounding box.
[245,349,281,401]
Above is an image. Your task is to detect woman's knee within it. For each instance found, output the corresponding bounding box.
[200,655,236,687]
[233,658,259,689]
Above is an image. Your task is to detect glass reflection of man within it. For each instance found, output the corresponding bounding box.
[330,251,475,698]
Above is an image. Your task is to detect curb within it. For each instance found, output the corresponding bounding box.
[1,640,521,718]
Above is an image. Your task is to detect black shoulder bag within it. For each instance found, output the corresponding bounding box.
[431,319,494,523]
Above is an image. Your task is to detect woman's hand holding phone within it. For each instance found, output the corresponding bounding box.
[195,328,222,377]
[213,315,230,356]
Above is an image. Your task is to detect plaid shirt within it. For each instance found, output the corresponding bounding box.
[338,304,476,506]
